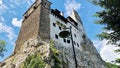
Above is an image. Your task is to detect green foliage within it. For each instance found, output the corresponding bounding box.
[106,62,120,68]
[23,54,46,68]
[115,58,120,63]
[90,0,120,45]
[0,40,7,57]
[56,21,66,28]
[50,46,62,68]
[89,0,120,64]
[115,49,120,53]
[50,40,62,68]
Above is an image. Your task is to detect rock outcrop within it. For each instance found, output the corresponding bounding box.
[0,37,107,68]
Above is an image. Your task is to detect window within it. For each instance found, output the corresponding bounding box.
[67,40,70,43]
[53,23,56,27]
[77,43,79,47]
[82,34,86,39]
[63,39,66,43]
[74,34,76,37]
[59,27,61,30]
[24,15,28,19]
[55,34,58,39]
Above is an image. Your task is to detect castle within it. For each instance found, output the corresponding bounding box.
[0,0,107,68]
[15,0,86,52]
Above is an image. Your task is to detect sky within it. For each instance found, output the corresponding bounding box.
[0,0,119,63]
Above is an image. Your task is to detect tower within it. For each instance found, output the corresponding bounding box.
[14,0,52,52]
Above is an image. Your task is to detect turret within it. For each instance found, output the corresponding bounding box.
[14,0,52,53]
[70,9,86,35]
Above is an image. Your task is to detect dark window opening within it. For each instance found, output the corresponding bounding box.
[53,23,56,27]
[55,34,58,39]
[59,27,61,30]
[33,6,37,9]
[63,39,66,43]
[24,16,28,19]
[77,43,79,47]
[44,3,47,5]
[67,40,70,43]
[82,34,86,39]
[74,34,76,37]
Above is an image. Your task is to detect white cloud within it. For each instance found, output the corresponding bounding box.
[0,23,16,43]
[100,45,120,62]
[93,40,120,62]
[12,18,22,27]
[0,0,2,5]
[64,0,81,16]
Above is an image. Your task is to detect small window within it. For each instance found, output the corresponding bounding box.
[24,16,28,19]
[63,39,66,43]
[82,34,86,39]
[53,23,56,27]
[77,43,79,47]
[44,3,47,5]
[33,4,37,9]
[67,40,70,43]
[55,34,58,39]
[59,27,61,30]
[74,34,76,37]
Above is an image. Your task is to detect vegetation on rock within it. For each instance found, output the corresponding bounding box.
[23,54,46,68]
[106,62,120,68]
[50,40,62,68]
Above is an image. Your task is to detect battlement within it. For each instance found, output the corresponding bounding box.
[23,0,42,21]
[23,0,51,22]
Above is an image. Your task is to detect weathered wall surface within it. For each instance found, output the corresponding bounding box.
[52,37,107,68]
[15,5,41,52]
[15,0,51,53]
[39,0,51,40]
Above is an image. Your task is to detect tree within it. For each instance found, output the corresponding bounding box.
[106,62,120,68]
[89,0,120,63]
[0,40,7,57]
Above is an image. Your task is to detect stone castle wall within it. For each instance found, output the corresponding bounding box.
[15,5,40,52]
[15,0,51,52]
[38,0,51,40]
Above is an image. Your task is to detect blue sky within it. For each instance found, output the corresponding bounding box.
[0,0,119,62]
